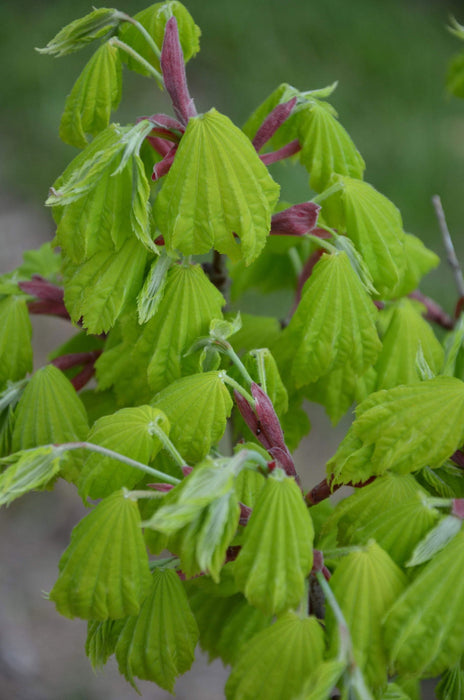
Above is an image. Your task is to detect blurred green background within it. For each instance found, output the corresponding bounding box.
[0,0,463,698]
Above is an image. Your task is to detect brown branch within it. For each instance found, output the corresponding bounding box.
[409,290,454,330]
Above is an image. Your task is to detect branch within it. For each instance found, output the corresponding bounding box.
[408,290,454,330]
[432,194,464,311]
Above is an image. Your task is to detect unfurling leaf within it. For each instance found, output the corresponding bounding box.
[115,568,198,692]
[154,108,280,264]
[37,8,122,56]
[234,468,314,614]
[60,42,122,148]
[0,296,33,390]
[0,445,66,505]
[49,490,152,620]
[225,612,325,700]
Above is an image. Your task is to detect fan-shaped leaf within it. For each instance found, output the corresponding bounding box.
[12,365,88,451]
[154,108,280,264]
[115,568,198,692]
[49,490,152,620]
[326,541,407,690]
[234,468,314,614]
[0,296,33,389]
[225,612,325,700]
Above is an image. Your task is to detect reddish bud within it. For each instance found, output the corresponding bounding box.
[148,482,174,492]
[259,139,301,165]
[270,202,320,237]
[252,97,297,152]
[161,17,197,125]
[452,499,464,519]
[19,276,64,303]
[152,144,178,180]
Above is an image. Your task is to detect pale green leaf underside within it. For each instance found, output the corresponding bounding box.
[60,42,122,149]
[0,296,33,389]
[49,489,152,620]
[115,568,198,692]
[155,108,280,264]
[37,8,122,56]
[234,469,314,615]
[225,612,325,700]
[12,365,88,451]
[285,252,381,387]
[0,445,64,505]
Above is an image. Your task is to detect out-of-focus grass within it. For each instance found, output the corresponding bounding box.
[1,0,463,302]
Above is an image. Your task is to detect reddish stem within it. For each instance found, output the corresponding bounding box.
[19,276,64,302]
[51,350,102,371]
[409,290,454,330]
[305,475,376,506]
[252,97,297,151]
[70,363,97,392]
[259,139,301,165]
[27,299,70,320]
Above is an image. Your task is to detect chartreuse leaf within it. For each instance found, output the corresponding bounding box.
[384,528,464,677]
[49,490,151,620]
[436,661,464,700]
[185,574,272,665]
[304,364,360,425]
[78,406,170,500]
[136,250,172,324]
[154,108,280,264]
[0,445,67,505]
[37,8,122,56]
[296,660,345,700]
[329,377,464,485]
[282,252,381,387]
[298,99,365,192]
[326,541,407,690]
[85,619,125,669]
[234,468,314,615]
[330,473,439,567]
[119,1,200,76]
[152,371,233,463]
[0,296,32,389]
[380,683,411,700]
[15,242,61,283]
[393,233,440,297]
[373,299,443,391]
[225,612,325,700]
[12,365,88,451]
[60,42,122,149]
[323,176,406,298]
[0,379,27,457]
[115,568,198,692]
[242,348,288,417]
[406,514,462,567]
[62,237,147,334]
[144,458,240,580]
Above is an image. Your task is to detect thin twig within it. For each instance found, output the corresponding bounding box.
[432,194,464,302]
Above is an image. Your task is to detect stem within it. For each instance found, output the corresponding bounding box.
[149,556,180,570]
[126,489,166,500]
[409,290,454,330]
[220,344,253,385]
[432,194,464,302]
[312,181,344,205]
[116,11,162,60]
[109,38,163,83]
[306,234,337,255]
[222,373,255,406]
[56,441,180,485]
[148,418,187,468]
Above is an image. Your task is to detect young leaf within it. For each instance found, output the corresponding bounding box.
[154,108,280,264]
[234,468,314,615]
[78,405,170,500]
[11,365,88,451]
[0,445,66,505]
[384,529,464,677]
[152,371,233,462]
[119,1,200,76]
[62,237,148,334]
[225,612,325,700]
[0,296,33,389]
[14,242,61,283]
[136,250,172,324]
[49,490,152,620]
[0,379,27,457]
[296,660,346,700]
[331,473,439,567]
[60,42,122,149]
[37,8,123,56]
[298,100,365,192]
[283,252,381,387]
[329,377,464,485]
[304,364,360,425]
[85,619,124,669]
[406,514,462,567]
[435,662,464,700]
[323,176,407,298]
[326,541,407,690]
[115,568,198,692]
[393,233,440,297]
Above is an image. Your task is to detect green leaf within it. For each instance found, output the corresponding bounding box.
[37,8,122,56]
[154,108,280,264]
[282,252,381,387]
[78,405,170,500]
[186,577,272,665]
[115,568,198,692]
[330,473,439,567]
[243,348,288,416]
[298,100,365,192]
[136,251,172,324]
[279,389,311,451]
[323,176,407,298]
[384,528,464,677]
[60,42,122,148]
[119,1,200,76]
[234,468,314,615]
[12,365,88,451]
[447,52,464,99]
[234,463,266,508]
[14,242,61,283]
[442,316,464,378]
[329,377,464,485]
[380,683,411,700]
[296,660,345,700]
[326,541,407,690]
[436,662,464,700]
[0,445,66,505]
[152,371,233,462]
[304,364,360,425]
[229,313,281,354]
[85,619,124,669]
[373,299,444,391]
[393,233,440,297]
[406,514,462,567]
[49,490,152,620]
[225,612,325,700]
[0,379,27,457]
[62,237,147,334]
[0,296,33,389]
